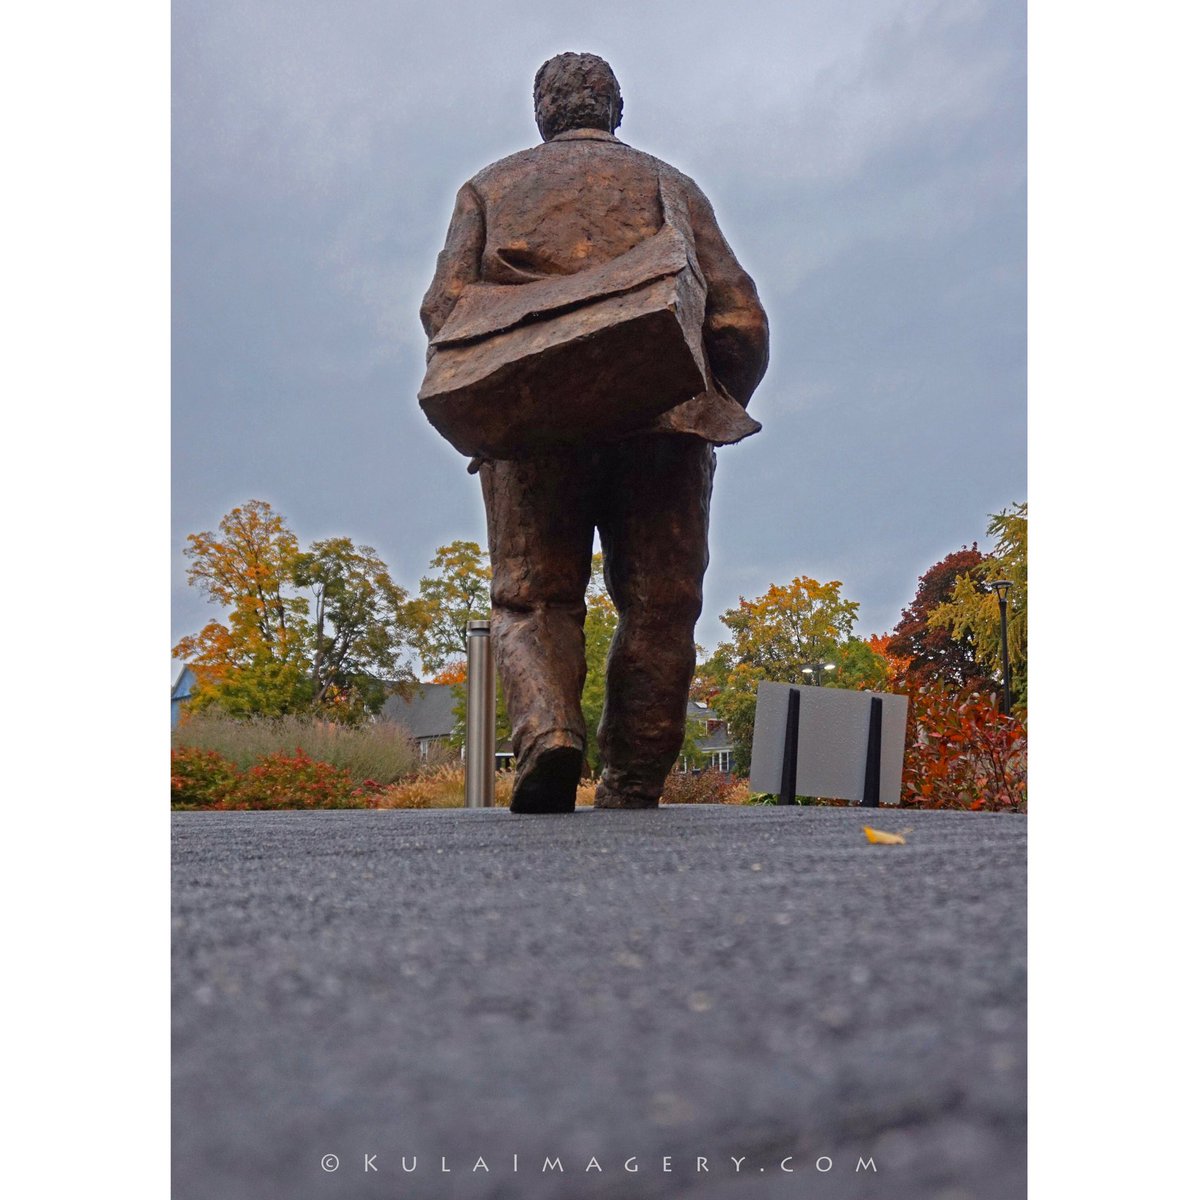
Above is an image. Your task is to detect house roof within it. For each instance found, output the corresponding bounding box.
[686,699,732,752]
[380,683,460,740]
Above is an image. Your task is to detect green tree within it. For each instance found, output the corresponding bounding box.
[928,503,1028,707]
[833,636,892,692]
[291,537,418,717]
[409,541,492,674]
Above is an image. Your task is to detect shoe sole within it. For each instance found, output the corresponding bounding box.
[510,745,583,814]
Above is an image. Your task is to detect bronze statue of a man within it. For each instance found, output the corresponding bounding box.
[420,52,768,813]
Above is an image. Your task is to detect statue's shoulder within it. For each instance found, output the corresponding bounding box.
[467,144,545,190]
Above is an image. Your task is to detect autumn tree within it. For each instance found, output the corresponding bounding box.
[720,577,858,672]
[699,576,863,771]
[173,500,313,717]
[929,503,1028,707]
[409,541,492,674]
[864,632,913,691]
[174,500,418,721]
[890,544,994,693]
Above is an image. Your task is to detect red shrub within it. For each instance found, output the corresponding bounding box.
[901,684,1026,812]
[171,746,241,808]
[224,748,360,810]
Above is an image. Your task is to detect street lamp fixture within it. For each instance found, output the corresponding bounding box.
[982,580,1014,715]
[800,662,838,686]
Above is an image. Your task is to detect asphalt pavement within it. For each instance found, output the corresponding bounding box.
[173,805,1026,1200]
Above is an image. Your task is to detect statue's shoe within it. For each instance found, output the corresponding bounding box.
[594,779,660,809]
[510,732,583,814]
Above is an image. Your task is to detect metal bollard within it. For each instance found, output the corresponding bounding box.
[465,619,495,808]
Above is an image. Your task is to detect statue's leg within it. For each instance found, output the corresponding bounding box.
[480,451,596,813]
[595,435,715,808]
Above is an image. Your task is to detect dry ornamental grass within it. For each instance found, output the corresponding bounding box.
[173,712,420,786]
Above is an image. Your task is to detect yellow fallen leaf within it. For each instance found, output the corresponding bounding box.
[863,825,906,845]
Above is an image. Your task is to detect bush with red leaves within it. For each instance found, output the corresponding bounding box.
[902,684,1026,812]
[222,748,360,810]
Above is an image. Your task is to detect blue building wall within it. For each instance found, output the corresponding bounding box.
[171,666,196,728]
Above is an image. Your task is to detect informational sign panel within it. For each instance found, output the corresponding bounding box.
[748,682,909,806]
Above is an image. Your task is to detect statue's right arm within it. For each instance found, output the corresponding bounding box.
[420,183,486,341]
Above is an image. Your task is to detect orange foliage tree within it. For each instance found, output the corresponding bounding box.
[173,500,312,717]
[174,500,417,720]
[430,660,468,685]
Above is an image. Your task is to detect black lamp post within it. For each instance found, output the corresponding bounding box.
[801,661,837,687]
[983,580,1014,715]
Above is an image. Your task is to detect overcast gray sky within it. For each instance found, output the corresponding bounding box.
[172,0,1025,674]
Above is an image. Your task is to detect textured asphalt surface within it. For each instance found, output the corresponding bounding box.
[173,806,1026,1200]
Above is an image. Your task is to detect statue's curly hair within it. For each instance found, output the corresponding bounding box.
[533,52,623,141]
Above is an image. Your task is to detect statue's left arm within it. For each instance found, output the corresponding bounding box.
[684,183,770,407]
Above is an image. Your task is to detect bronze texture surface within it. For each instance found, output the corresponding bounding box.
[419,53,769,810]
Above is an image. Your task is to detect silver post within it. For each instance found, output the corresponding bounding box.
[465,619,495,808]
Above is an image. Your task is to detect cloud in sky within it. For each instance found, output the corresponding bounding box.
[172,0,1025,665]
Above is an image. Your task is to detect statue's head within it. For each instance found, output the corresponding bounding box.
[534,52,624,141]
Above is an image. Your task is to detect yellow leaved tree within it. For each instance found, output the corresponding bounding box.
[174,500,417,721]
